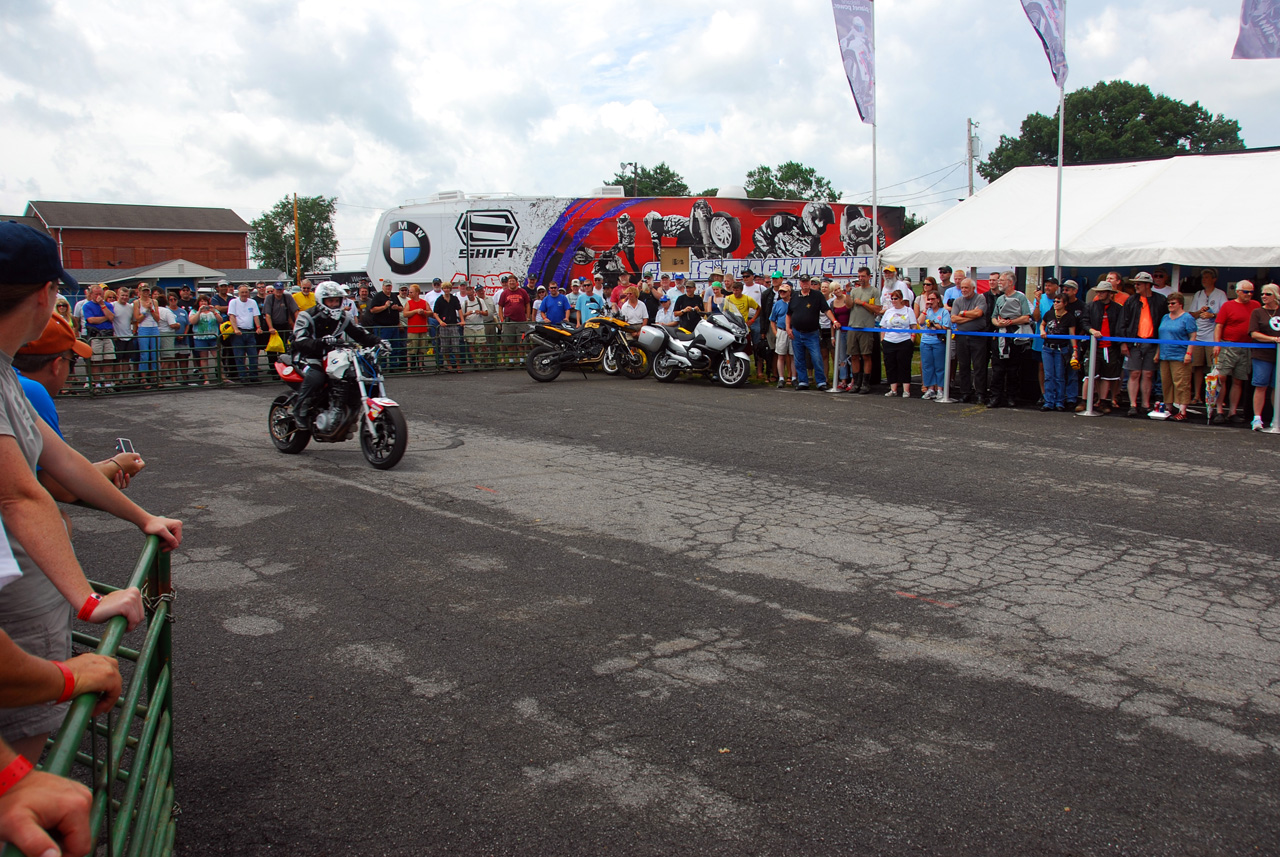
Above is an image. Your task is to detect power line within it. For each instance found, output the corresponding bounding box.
[844,160,966,198]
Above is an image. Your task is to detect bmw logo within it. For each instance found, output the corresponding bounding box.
[383,221,430,275]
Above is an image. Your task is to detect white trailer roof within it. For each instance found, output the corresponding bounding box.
[881,149,1280,269]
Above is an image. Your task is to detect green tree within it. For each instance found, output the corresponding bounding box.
[249,195,338,274]
[978,80,1244,183]
[744,161,838,201]
[605,162,690,197]
[902,212,927,236]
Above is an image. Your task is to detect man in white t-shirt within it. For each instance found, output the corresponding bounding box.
[1150,268,1175,298]
[227,285,262,383]
[1187,267,1227,403]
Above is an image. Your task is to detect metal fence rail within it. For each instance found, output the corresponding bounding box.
[0,536,175,857]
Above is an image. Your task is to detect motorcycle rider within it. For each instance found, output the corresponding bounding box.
[291,282,384,424]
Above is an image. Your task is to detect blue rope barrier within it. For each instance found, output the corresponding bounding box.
[835,326,1275,349]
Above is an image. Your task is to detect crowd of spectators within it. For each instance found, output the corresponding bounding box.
[50,262,1280,428]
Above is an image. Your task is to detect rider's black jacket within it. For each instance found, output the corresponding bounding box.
[292,308,382,367]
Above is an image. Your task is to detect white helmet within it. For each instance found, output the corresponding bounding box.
[314,281,345,321]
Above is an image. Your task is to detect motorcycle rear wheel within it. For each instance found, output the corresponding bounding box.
[525,346,563,382]
[361,407,408,470]
[652,352,680,382]
[716,354,750,388]
[269,395,311,454]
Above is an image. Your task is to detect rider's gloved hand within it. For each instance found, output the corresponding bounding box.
[322,335,340,348]
[376,340,392,357]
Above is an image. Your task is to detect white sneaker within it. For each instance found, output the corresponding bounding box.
[1252,416,1264,431]
[922,390,936,400]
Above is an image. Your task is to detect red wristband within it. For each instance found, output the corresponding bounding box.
[77,593,103,621]
[0,755,34,797]
[53,660,75,704]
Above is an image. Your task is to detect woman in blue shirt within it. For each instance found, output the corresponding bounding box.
[1157,292,1197,421]
[916,291,950,400]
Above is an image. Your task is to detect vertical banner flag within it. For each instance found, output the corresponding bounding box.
[1234,0,1280,58]
[832,0,875,125]
[1021,0,1069,86]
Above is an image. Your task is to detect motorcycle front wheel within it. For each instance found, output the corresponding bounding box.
[525,346,563,382]
[361,407,408,470]
[601,343,622,375]
[269,395,311,454]
[652,352,680,383]
[716,354,750,388]
[620,344,651,379]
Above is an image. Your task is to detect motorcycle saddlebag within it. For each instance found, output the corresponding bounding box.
[636,325,666,353]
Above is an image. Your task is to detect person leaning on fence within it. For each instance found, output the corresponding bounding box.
[1118,272,1168,417]
[918,289,950,400]
[226,285,263,384]
[1188,268,1226,405]
[1212,280,1260,426]
[460,283,490,365]
[1086,280,1125,414]
[879,290,915,397]
[949,278,989,404]
[109,285,136,387]
[846,267,880,394]
[432,282,463,372]
[1157,292,1198,422]
[988,272,1033,409]
[79,284,115,385]
[786,275,837,391]
[1061,280,1088,410]
[1039,292,1079,411]
[770,282,792,388]
[403,284,430,371]
[1030,277,1059,404]
[0,222,183,766]
[1248,283,1280,431]
[497,275,531,362]
[188,295,221,385]
[828,283,854,392]
[263,281,298,354]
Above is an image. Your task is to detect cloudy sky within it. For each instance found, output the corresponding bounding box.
[2,0,1274,269]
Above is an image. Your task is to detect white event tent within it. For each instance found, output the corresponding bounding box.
[881,148,1280,270]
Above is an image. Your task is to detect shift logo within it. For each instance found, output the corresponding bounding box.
[456,209,520,259]
[383,221,430,275]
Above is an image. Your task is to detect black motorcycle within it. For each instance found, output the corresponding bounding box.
[524,314,650,382]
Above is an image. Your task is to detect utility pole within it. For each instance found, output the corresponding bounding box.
[966,119,979,198]
[292,193,302,285]
[620,161,638,196]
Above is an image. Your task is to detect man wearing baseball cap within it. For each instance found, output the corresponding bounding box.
[14,313,145,495]
[0,221,182,775]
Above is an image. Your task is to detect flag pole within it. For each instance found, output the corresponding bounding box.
[1052,2,1066,283]
[1053,82,1064,282]
[870,4,878,284]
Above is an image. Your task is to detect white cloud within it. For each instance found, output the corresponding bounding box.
[0,0,1272,262]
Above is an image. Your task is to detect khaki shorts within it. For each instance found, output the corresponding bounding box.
[1190,344,1211,368]
[849,331,876,356]
[90,334,115,362]
[774,330,792,356]
[0,604,72,743]
[1215,346,1252,381]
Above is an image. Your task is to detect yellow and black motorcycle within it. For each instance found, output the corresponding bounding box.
[524,313,650,382]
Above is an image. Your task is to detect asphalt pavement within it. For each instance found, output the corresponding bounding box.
[58,367,1280,856]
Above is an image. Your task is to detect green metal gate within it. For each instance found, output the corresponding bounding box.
[1,535,175,857]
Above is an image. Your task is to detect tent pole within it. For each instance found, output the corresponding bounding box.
[1053,83,1065,283]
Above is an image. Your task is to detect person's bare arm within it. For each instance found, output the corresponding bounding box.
[0,436,143,629]
[0,632,121,716]
[38,452,145,501]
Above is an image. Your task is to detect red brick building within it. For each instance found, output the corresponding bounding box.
[23,201,251,270]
